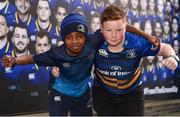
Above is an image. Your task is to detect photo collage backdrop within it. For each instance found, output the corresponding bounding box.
[0,0,179,114]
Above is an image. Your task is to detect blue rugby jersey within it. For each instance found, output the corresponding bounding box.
[71,0,93,13]
[94,32,160,95]
[29,21,59,46]
[7,13,36,33]
[0,1,16,17]
[3,63,35,93]
[25,64,51,96]
[0,41,13,94]
[33,31,103,97]
[91,1,105,13]
[2,49,38,94]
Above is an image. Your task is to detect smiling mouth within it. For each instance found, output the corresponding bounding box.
[20,6,26,10]
[110,40,118,42]
[71,46,79,50]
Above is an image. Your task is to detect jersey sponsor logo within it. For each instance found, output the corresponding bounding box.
[126,49,137,59]
[111,66,122,71]
[62,63,71,68]
[51,38,57,45]
[30,91,38,96]
[98,49,108,57]
[29,73,35,80]
[5,67,12,73]
[30,35,36,41]
[54,96,61,102]
[9,26,14,32]
[8,85,16,90]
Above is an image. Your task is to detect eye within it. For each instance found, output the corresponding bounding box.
[65,35,71,40]
[117,29,124,32]
[43,44,48,47]
[39,6,42,10]
[77,33,84,39]
[104,29,112,32]
[22,35,27,39]
[45,7,49,11]
[15,34,20,38]
[37,44,41,46]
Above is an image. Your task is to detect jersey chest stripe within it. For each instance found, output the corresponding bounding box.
[96,70,127,83]
[96,68,141,90]
[117,69,141,89]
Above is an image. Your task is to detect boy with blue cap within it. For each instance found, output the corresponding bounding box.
[2,12,103,116]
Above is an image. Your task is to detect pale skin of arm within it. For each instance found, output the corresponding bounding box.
[126,25,178,70]
[157,43,178,70]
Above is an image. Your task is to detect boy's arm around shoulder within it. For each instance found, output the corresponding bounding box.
[88,29,104,49]
[126,24,160,50]
[2,55,33,67]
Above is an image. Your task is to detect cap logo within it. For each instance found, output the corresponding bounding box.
[77,24,85,33]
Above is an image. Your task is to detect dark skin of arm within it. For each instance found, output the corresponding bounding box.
[2,25,160,67]
[2,55,34,67]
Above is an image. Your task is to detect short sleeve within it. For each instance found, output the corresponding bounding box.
[138,36,160,57]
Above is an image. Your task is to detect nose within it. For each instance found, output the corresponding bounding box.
[41,46,44,52]
[21,0,25,5]
[111,30,117,38]
[71,36,78,44]
[18,37,23,42]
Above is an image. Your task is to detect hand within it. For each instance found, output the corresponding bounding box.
[57,41,64,47]
[51,67,60,77]
[148,36,161,51]
[2,55,16,67]
[162,57,178,70]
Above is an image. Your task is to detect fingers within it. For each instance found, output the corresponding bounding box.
[2,56,9,67]
[2,55,14,67]
[151,38,161,51]
[51,67,60,77]
[162,58,178,70]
